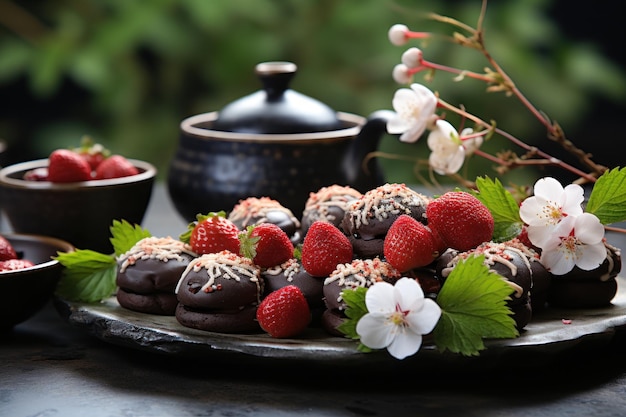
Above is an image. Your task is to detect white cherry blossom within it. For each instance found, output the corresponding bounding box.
[386,83,438,143]
[356,277,441,360]
[519,177,584,248]
[537,213,607,275]
[427,119,465,175]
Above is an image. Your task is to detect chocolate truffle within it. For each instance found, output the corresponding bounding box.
[341,183,431,258]
[228,196,302,244]
[301,185,362,236]
[262,257,325,323]
[116,236,197,315]
[547,240,621,308]
[175,250,263,333]
[436,240,548,330]
[322,258,401,336]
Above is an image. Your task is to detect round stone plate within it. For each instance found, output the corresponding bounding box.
[54,277,626,371]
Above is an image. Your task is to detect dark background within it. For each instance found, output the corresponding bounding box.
[1,0,624,186]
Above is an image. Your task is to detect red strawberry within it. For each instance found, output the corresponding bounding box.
[256,285,311,338]
[384,214,439,272]
[301,221,353,277]
[181,211,240,255]
[94,155,139,180]
[239,223,294,268]
[426,191,494,252]
[0,235,17,261]
[0,258,35,271]
[23,167,49,181]
[72,136,110,170]
[47,149,93,183]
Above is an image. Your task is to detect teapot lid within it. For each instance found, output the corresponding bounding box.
[212,62,343,134]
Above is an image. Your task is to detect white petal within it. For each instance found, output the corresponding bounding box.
[429,147,465,175]
[533,177,564,199]
[386,113,412,134]
[386,330,423,360]
[356,314,395,349]
[526,224,556,249]
[541,247,575,275]
[560,184,585,216]
[573,213,605,245]
[575,241,607,271]
[405,299,441,334]
[519,196,546,226]
[364,281,396,313]
[393,277,424,309]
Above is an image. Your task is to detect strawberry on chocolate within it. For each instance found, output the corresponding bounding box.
[257,285,311,338]
[239,223,294,268]
[180,212,241,255]
[301,221,353,277]
[426,191,494,252]
[383,214,439,272]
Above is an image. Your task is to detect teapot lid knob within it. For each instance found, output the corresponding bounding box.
[212,61,342,134]
[255,62,297,101]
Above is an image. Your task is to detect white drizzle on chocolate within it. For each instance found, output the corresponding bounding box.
[118,236,197,273]
[175,250,262,302]
[228,196,301,228]
[440,241,537,298]
[324,258,400,307]
[344,183,429,229]
[264,258,300,282]
[303,185,362,224]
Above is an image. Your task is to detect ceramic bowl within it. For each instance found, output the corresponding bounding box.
[0,233,75,330]
[0,159,156,253]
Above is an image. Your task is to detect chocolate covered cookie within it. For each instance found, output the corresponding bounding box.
[322,258,401,336]
[175,250,263,333]
[341,183,431,258]
[116,236,197,315]
[547,240,621,308]
[301,185,362,236]
[228,196,302,244]
[436,240,548,330]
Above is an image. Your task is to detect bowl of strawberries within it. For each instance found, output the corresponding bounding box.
[0,233,75,330]
[0,138,157,254]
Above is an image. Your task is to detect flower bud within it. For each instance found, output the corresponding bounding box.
[388,24,409,46]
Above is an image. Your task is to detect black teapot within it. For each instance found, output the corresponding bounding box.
[167,62,393,221]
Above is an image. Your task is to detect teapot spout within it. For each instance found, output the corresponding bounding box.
[343,109,395,192]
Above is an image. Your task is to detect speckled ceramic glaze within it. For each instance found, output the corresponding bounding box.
[167,62,392,221]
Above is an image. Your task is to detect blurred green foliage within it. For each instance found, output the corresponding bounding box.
[1,0,624,185]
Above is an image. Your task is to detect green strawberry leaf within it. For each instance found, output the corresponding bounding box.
[54,218,152,303]
[110,219,151,256]
[337,287,373,353]
[433,254,519,356]
[54,249,118,303]
[179,211,227,243]
[585,167,626,225]
[470,176,523,242]
[238,225,260,260]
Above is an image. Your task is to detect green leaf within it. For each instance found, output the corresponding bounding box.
[109,219,151,257]
[586,167,626,225]
[336,287,373,353]
[433,255,519,356]
[470,176,523,242]
[179,211,227,243]
[54,249,118,303]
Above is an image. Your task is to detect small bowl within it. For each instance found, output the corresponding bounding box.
[0,233,75,330]
[0,159,156,253]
